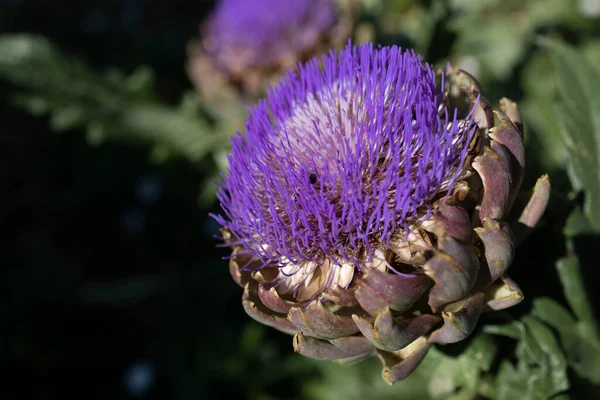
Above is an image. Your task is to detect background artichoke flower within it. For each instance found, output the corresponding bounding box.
[216,42,550,385]
[187,0,354,100]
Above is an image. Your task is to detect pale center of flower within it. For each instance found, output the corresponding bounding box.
[279,80,391,172]
[270,81,407,299]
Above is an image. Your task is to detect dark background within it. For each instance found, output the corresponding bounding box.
[0,1,254,399]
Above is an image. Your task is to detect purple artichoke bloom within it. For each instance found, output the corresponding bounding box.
[187,0,354,97]
[215,42,550,384]
[217,43,475,295]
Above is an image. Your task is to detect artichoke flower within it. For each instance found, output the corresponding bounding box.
[214,42,550,385]
[187,0,354,99]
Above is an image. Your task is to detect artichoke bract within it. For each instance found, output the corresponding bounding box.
[187,0,353,99]
[213,42,550,385]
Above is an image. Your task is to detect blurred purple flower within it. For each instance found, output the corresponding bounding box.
[187,0,354,98]
[205,0,337,72]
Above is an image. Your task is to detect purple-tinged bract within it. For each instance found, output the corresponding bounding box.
[215,42,476,273]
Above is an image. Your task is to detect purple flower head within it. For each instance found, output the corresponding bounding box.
[215,42,476,294]
[204,0,337,71]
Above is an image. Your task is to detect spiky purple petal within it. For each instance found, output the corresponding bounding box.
[215,42,476,274]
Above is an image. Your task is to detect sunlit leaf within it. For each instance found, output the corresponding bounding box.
[541,37,600,231]
[520,51,567,170]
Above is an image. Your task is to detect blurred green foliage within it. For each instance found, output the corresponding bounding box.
[1,0,600,399]
[0,34,223,164]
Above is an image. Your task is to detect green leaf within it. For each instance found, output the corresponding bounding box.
[531,297,576,328]
[302,333,498,400]
[564,207,598,237]
[556,256,598,328]
[426,334,497,399]
[483,322,522,339]
[0,34,223,165]
[303,355,431,400]
[524,317,569,394]
[525,0,587,30]
[540,37,600,231]
[533,296,600,385]
[532,244,600,385]
[487,317,569,399]
[449,16,525,79]
[520,51,567,170]
[448,0,583,80]
[494,359,530,400]
[528,206,600,386]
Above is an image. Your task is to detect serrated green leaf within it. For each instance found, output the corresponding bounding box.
[494,359,530,400]
[450,17,525,79]
[427,334,497,399]
[564,207,597,237]
[520,51,567,169]
[541,37,600,231]
[86,120,107,146]
[555,255,600,384]
[583,40,600,65]
[523,316,569,394]
[0,34,223,165]
[123,65,156,95]
[50,105,87,131]
[487,318,569,399]
[483,322,522,339]
[532,297,576,327]
[529,248,600,385]
[533,296,600,385]
[461,333,497,373]
[303,355,431,400]
[449,0,503,14]
[449,0,583,81]
[525,0,585,29]
[12,94,50,116]
[521,99,567,169]
[556,255,598,328]
[301,333,498,400]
